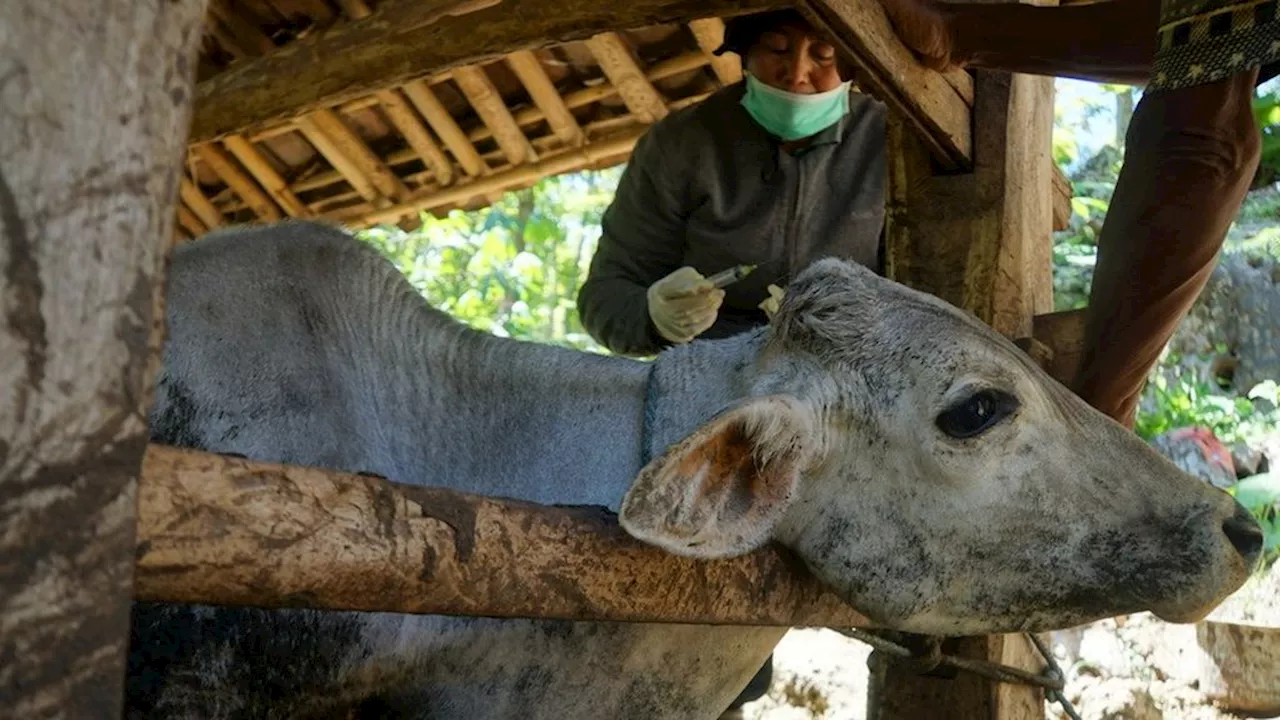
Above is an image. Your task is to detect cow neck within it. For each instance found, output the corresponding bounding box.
[641,328,768,466]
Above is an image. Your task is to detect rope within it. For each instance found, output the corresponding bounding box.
[835,628,1082,720]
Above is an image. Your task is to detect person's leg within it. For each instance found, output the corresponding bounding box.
[1072,68,1261,428]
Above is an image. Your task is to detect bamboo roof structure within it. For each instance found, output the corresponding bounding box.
[176,0,762,238]
[176,0,1072,242]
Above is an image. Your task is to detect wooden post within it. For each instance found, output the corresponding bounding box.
[878,68,1056,720]
[0,1,207,717]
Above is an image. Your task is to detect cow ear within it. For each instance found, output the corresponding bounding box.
[619,396,816,559]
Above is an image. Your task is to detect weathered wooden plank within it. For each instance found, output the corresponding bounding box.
[1052,163,1073,232]
[0,0,207,716]
[189,0,784,143]
[506,50,586,147]
[885,71,1054,339]
[585,32,670,123]
[800,0,973,169]
[133,444,872,628]
[1033,308,1086,389]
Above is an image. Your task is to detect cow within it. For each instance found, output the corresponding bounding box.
[127,219,1263,719]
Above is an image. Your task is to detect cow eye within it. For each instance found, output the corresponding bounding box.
[936,390,1019,439]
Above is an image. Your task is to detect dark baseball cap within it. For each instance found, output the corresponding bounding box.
[711,9,815,57]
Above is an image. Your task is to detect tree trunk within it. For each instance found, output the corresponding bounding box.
[0,1,208,717]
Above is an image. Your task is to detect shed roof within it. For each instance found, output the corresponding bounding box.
[178,0,757,237]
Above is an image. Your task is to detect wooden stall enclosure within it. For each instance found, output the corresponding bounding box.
[1,0,1085,718]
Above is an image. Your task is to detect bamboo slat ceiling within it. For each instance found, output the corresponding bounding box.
[177,0,746,238]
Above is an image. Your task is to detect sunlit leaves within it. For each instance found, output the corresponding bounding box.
[357,167,624,354]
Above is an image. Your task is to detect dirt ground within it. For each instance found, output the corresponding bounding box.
[740,563,1280,720]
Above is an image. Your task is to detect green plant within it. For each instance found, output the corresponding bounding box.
[1135,358,1280,446]
[1251,89,1280,189]
[1227,472,1280,568]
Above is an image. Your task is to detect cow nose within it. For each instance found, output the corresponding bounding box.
[1223,503,1264,567]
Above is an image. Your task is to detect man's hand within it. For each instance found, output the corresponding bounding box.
[877,0,961,72]
[646,267,725,344]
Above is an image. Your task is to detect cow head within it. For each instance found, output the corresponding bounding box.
[619,259,1262,636]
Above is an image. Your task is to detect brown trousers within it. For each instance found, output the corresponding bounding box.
[1072,69,1262,428]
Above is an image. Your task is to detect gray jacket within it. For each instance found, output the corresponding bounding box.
[576,81,887,356]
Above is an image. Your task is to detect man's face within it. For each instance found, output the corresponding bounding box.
[744,23,844,93]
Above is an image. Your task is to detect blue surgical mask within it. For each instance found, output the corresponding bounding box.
[740,72,852,141]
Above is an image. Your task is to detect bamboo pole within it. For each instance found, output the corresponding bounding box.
[453,65,539,165]
[133,444,872,628]
[222,134,311,217]
[176,203,209,238]
[326,50,709,144]
[401,79,488,178]
[506,50,586,148]
[192,142,283,221]
[180,176,224,229]
[296,109,410,207]
[356,126,645,226]
[687,18,742,85]
[343,0,457,188]
[585,32,669,123]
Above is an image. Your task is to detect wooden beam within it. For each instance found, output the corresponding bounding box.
[688,17,742,86]
[338,0,457,188]
[453,65,539,165]
[880,68,1055,720]
[885,71,1054,339]
[192,142,283,221]
[0,1,206,717]
[800,0,973,170]
[134,444,872,627]
[1033,308,1086,389]
[208,0,277,57]
[180,176,224,229]
[469,50,708,144]
[189,0,784,143]
[401,79,489,178]
[585,32,669,123]
[222,134,311,217]
[1052,163,1073,232]
[506,50,586,147]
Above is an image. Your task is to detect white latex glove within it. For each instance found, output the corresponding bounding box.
[646,266,725,344]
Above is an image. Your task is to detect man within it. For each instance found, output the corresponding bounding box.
[576,9,888,358]
[876,0,1276,428]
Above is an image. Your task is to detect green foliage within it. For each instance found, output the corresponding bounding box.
[1135,359,1280,447]
[1252,89,1280,189]
[357,167,623,353]
[1227,472,1280,567]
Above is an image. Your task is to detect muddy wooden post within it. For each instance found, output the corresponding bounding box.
[0,1,208,716]
[875,67,1057,720]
